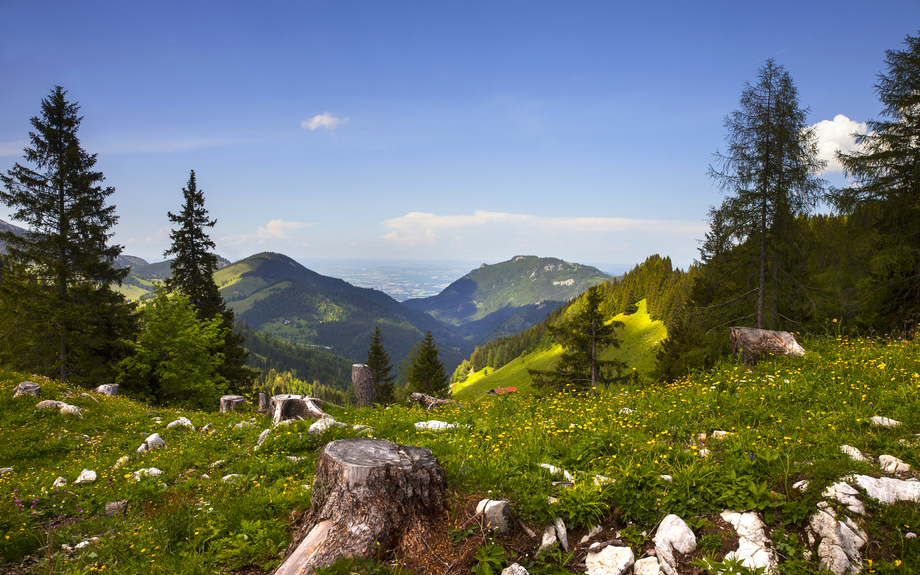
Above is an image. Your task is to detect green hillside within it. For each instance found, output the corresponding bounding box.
[403,255,609,336]
[453,299,666,398]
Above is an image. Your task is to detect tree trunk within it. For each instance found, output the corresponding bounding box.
[273,438,447,575]
[270,394,329,424]
[352,364,375,408]
[730,326,805,366]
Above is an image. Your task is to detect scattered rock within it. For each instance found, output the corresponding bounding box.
[166,417,195,431]
[712,430,732,440]
[839,445,867,462]
[792,480,809,491]
[633,556,662,575]
[12,381,40,398]
[105,501,127,517]
[594,474,615,486]
[500,564,530,575]
[234,421,254,429]
[210,460,226,468]
[554,517,569,552]
[94,384,119,396]
[849,474,920,504]
[414,420,458,431]
[52,476,67,488]
[74,469,96,484]
[535,526,557,558]
[539,463,574,482]
[222,474,241,482]
[580,524,603,544]
[310,417,347,435]
[0,467,13,474]
[131,468,162,481]
[653,514,696,575]
[823,482,865,515]
[476,499,510,534]
[59,404,83,418]
[74,537,99,550]
[36,400,82,417]
[286,456,308,463]
[619,407,635,414]
[720,511,777,573]
[585,545,635,575]
[808,505,866,575]
[879,454,911,474]
[112,456,130,470]
[869,416,901,428]
[137,433,165,454]
[256,428,271,448]
[200,423,213,434]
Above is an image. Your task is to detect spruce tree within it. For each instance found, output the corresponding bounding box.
[830,31,920,326]
[163,170,254,393]
[366,326,396,404]
[0,86,134,384]
[529,284,627,393]
[408,331,449,398]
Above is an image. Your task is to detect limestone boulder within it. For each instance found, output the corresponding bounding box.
[13,381,41,398]
[653,514,696,575]
[585,545,635,575]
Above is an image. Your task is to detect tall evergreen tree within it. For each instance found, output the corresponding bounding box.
[408,331,449,398]
[830,31,920,327]
[707,59,826,329]
[366,326,396,404]
[163,171,254,393]
[0,86,134,383]
[529,284,627,393]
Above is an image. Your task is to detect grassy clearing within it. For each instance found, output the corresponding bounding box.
[453,299,666,398]
[2,334,919,574]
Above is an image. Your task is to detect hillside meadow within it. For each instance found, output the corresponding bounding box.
[1,332,919,574]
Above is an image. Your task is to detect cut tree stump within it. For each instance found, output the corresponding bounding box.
[352,364,375,409]
[220,395,246,413]
[730,327,805,366]
[273,438,447,575]
[410,392,461,410]
[270,395,330,424]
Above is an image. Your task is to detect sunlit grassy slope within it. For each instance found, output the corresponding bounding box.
[453,299,666,398]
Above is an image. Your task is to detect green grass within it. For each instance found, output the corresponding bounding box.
[452,299,666,398]
[2,333,920,574]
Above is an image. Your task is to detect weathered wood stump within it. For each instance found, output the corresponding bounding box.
[352,364,375,408]
[274,438,447,575]
[270,395,329,424]
[410,392,461,410]
[730,327,805,366]
[258,393,269,413]
[94,384,119,396]
[220,395,246,413]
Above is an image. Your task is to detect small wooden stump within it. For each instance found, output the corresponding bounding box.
[270,395,329,424]
[730,327,805,366]
[94,384,119,396]
[352,364,375,409]
[274,438,447,575]
[410,392,461,410]
[258,393,269,413]
[220,395,246,413]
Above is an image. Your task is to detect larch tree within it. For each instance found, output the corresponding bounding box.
[528,284,627,393]
[0,86,135,384]
[163,170,254,394]
[707,59,826,329]
[830,31,920,326]
[366,326,396,405]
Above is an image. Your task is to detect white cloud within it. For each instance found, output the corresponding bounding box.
[220,219,315,246]
[0,140,28,157]
[302,112,349,132]
[811,114,867,175]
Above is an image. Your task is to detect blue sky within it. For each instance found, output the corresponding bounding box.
[1,1,917,271]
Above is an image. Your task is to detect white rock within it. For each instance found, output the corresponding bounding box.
[840,445,867,462]
[52,476,67,488]
[12,381,41,398]
[720,511,778,573]
[849,474,920,504]
[414,420,456,431]
[201,474,210,480]
[310,417,347,435]
[74,469,96,485]
[619,407,635,414]
[822,482,865,515]
[713,430,732,440]
[166,417,195,431]
[112,456,130,470]
[36,399,64,410]
[594,474,615,486]
[554,517,569,552]
[633,556,662,575]
[585,545,635,575]
[539,463,574,482]
[870,416,901,428]
[535,526,557,558]
[74,537,99,550]
[0,467,13,474]
[808,506,866,575]
[879,454,911,474]
[222,474,241,482]
[653,514,696,575]
[256,428,271,448]
[59,404,83,418]
[131,467,162,481]
[137,433,165,454]
[698,448,710,457]
[234,421,253,429]
[286,456,308,463]
[792,480,809,491]
[210,459,226,468]
[476,499,510,534]
[500,564,529,575]
[659,475,673,482]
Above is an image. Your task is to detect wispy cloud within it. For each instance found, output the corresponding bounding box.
[220,219,316,246]
[812,114,867,175]
[302,112,349,132]
[0,140,28,157]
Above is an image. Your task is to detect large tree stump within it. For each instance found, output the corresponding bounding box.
[352,364,375,408]
[270,395,330,424]
[274,438,447,575]
[220,395,246,413]
[730,327,805,366]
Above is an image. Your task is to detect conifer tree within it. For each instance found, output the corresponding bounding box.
[830,31,920,326]
[529,284,627,393]
[0,86,135,383]
[408,331,449,398]
[163,171,254,393]
[366,326,396,404]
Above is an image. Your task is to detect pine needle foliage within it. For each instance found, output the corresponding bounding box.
[366,326,396,405]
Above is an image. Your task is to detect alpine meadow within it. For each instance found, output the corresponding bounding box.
[2,17,920,575]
